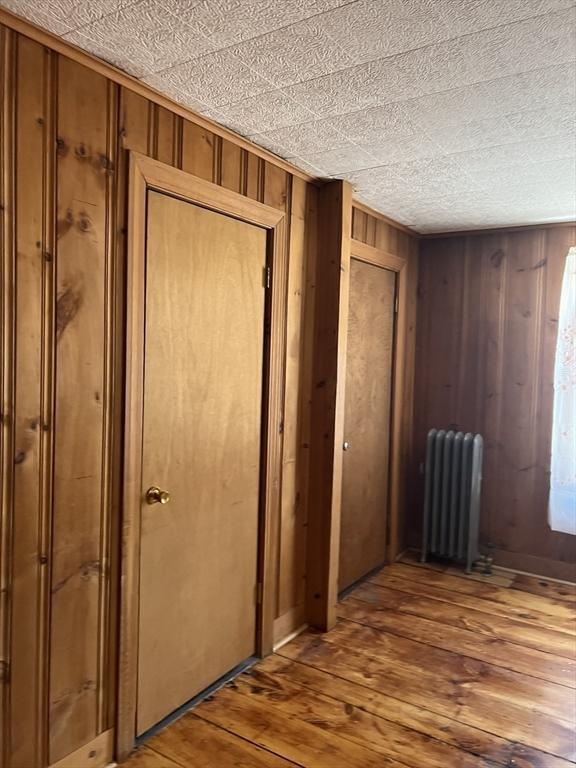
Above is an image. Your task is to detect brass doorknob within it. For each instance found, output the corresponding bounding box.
[146,486,171,505]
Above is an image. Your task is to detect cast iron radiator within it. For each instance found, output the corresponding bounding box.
[421,428,488,574]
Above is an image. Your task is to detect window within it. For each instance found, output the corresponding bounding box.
[549,246,576,534]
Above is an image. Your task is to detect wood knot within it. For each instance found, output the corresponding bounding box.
[77,215,91,233]
[490,249,504,268]
[14,450,26,465]
[36,116,44,126]
[57,209,74,240]
[56,137,68,157]
[75,143,88,158]
[56,284,83,340]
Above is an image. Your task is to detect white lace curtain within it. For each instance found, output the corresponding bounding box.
[549,246,576,535]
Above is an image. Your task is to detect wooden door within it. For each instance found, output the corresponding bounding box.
[339,259,396,592]
[137,190,267,734]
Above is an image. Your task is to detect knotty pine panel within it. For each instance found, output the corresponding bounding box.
[352,205,415,261]
[0,24,315,767]
[9,34,55,768]
[1,25,17,768]
[50,57,114,763]
[412,227,576,580]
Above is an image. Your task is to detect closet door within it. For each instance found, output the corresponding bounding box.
[137,190,267,734]
[339,259,396,592]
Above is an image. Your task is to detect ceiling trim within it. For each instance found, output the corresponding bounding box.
[352,199,418,237]
[422,221,576,239]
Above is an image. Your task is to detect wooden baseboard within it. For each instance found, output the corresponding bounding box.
[273,605,306,646]
[481,547,576,584]
[49,729,114,768]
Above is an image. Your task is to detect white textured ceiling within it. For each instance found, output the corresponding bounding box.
[4,0,576,232]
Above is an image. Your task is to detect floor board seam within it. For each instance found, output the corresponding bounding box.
[272,651,574,764]
[335,615,576,695]
[345,590,576,660]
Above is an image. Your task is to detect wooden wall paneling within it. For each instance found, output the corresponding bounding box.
[9,34,55,768]
[351,208,367,243]
[220,139,244,194]
[275,182,318,640]
[499,232,544,556]
[399,237,418,558]
[365,215,376,248]
[49,729,113,768]
[306,180,352,631]
[119,89,152,156]
[387,257,407,563]
[181,120,215,182]
[386,225,397,256]
[538,228,573,563]
[49,57,114,763]
[152,105,180,168]
[245,153,263,202]
[0,14,421,764]
[275,176,309,636]
[475,233,508,551]
[374,220,390,251]
[98,75,119,743]
[0,25,15,768]
[263,162,288,212]
[414,227,576,581]
[352,200,415,237]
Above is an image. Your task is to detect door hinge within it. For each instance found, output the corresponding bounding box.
[264,265,271,289]
[394,295,399,314]
[255,582,264,605]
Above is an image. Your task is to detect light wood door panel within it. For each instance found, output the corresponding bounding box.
[339,260,396,592]
[137,191,267,734]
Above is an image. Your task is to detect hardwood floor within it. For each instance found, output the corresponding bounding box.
[125,554,576,767]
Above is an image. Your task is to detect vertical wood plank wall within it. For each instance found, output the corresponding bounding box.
[0,23,420,768]
[412,226,576,581]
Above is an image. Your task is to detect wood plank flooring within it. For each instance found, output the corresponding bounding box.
[125,554,576,767]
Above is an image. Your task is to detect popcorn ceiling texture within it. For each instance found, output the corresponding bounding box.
[3,0,575,232]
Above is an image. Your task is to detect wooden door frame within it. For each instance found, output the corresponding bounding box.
[117,151,288,760]
[348,240,409,568]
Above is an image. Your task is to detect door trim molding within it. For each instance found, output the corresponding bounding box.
[349,239,410,566]
[117,152,288,760]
